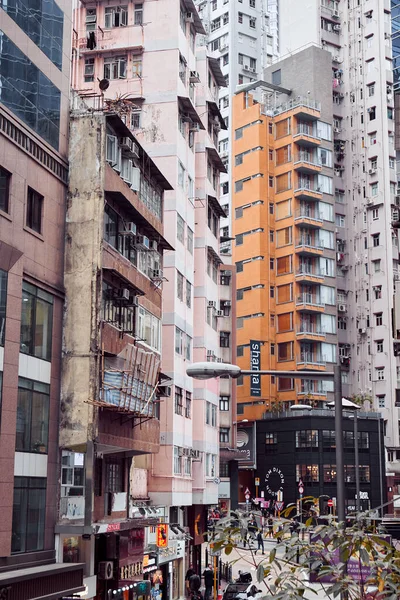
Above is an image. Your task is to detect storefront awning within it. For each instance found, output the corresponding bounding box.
[0,563,84,600]
[94,516,159,534]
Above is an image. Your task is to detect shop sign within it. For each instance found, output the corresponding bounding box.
[265,467,285,498]
[143,554,157,574]
[250,340,261,397]
[107,523,121,532]
[156,524,168,547]
[157,541,184,564]
[237,422,256,469]
[119,560,143,581]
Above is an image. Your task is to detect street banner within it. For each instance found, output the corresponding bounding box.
[250,340,261,396]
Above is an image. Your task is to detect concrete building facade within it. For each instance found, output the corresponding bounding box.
[0,1,84,596]
[272,1,400,465]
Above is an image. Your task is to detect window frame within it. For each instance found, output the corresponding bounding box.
[26,187,43,234]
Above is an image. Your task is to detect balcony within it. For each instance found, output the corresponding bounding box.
[293,124,321,147]
[296,325,326,342]
[295,268,324,283]
[296,294,325,313]
[294,184,322,201]
[295,237,324,256]
[293,153,322,174]
[294,208,323,228]
[296,354,326,370]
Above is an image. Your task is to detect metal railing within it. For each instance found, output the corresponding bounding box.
[295,238,324,251]
[295,208,323,221]
[265,96,321,117]
[296,354,326,367]
[294,153,321,167]
[294,184,322,195]
[295,267,324,279]
[296,325,326,337]
[263,408,380,420]
[296,294,325,308]
[294,124,321,139]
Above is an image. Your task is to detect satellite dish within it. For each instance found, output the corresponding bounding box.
[99,78,109,91]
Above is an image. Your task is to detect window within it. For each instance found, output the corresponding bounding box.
[0,166,10,214]
[277,341,293,361]
[372,233,380,247]
[16,378,49,454]
[177,271,184,301]
[372,208,379,220]
[206,453,216,478]
[373,259,381,273]
[220,427,230,443]
[131,109,141,130]
[377,395,385,408]
[206,402,217,427]
[185,334,192,360]
[184,457,192,476]
[238,12,243,23]
[106,459,124,493]
[20,282,53,361]
[220,331,230,348]
[375,312,383,326]
[220,462,229,477]
[132,58,142,78]
[187,227,193,254]
[272,69,281,85]
[265,432,277,448]
[0,270,7,347]
[177,213,185,243]
[374,286,382,299]
[185,391,192,418]
[12,477,46,554]
[249,17,256,27]
[174,386,184,415]
[137,306,161,352]
[296,430,318,449]
[371,182,378,196]
[174,446,182,474]
[323,465,337,483]
[84,58,95,82]
[296,464,319,483]
[219,396,230,411]
[104,56,127,80]
[376,340,383,353]
[134,4,143,24]
[186,280,192,308]
[26,187,43,234]
[178,161,185,188]
[105,5,128,27]
[335,214,345,228]
[376,367,385,381]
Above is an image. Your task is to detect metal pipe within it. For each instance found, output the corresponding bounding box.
[334,365,345,524]
[354,411,360,513]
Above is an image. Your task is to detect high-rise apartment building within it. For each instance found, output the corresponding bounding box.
[232,49,337,420]
[72,0,232,580]
[195,0,276,256]
[274,0,399,456]
[0,1,84,596]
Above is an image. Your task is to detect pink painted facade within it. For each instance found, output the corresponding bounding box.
[72,0,232,516]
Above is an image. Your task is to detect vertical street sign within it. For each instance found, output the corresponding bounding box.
[250,340,261,396]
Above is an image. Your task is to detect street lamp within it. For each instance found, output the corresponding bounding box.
[327,398,361,513]
[187,361,346,524]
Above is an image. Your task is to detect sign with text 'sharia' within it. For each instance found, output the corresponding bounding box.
[250,340,261,396]
[156,524,168,547]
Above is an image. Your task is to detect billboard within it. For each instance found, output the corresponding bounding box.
[250,340,261,397]
[237,421,256,469]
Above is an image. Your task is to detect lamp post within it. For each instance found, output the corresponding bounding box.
[187,362,346,523]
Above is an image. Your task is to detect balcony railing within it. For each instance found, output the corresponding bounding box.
[294,124,321,140]
[295,209,323,222]
[297,354,326,367]
[295,267,324,279]
[294,153,321,168]
[295,238,324,251]
[296,294,325,308]
[294,183,322,195]
[296,325,326,337]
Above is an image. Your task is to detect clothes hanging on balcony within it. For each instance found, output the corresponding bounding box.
[87,31,96,50]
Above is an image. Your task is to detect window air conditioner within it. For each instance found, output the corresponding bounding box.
[338,304,346,312]
[152,269,163,278]
[127,222,137,236]
[224,300,231,307]
[368,168,376,174]
[333,24,340,31]
[189,123,200,132]
[132,142,140,158]
[244,65,250,71]
[333,10,340,18]
[150,240,158,251]
[208,300,216,308]
[215,310,223,317]
[185,12,194,22]
[135,234,150,249]
[120,137,133,151]
[130,167,141,192]
[121,288,131,301]
[98,561,114,580]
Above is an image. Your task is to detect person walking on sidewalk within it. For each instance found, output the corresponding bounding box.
[255,530,265,555]
[203,564,214,600]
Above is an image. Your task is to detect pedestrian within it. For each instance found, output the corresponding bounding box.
[203,564,214,600]
[255,529,265,555]
[276,524,283,544]
[267,517,273,538]
[189,572,202,599]
[186,565,196,597]
[240,525,248,548]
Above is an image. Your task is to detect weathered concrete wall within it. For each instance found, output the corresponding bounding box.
[60,110,106,448]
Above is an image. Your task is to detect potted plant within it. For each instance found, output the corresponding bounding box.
[34,440,46,453]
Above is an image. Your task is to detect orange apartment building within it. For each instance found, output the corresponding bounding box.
[232,90,337,420]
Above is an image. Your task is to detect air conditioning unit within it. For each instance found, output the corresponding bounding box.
[333,24,341,31]
[334,127,341,133]
[333,55,340,62]
[98,561,114,580]
[150,240,158,252]
[369,168,377,175]
[215,310,223,317]
[132,142,140,158]
[123,222,136,236]
[359,328,367,335]
[189,71,200,83]
[338,304,347,312]
[120,137,133,151]
[189,123,200,132]
[121,288,131,301]
[333,10,340,18]
[366,198,373,205]
[135,234,150,249]
[221,270,231,276]
[208,300,216,308]
[152,269,163,278]
[250,67,256,73]
[244,65,250,71]
[185,12,194,22]
[158,385,171,397]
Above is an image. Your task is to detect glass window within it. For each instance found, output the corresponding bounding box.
[106,459,124,492]
[174,446,182,474]
[323,465,337,482]
[0,166,11,213]
[134,3,143,24]
[26,187,43,233]
[84,58,95,82]
[220,427,230,443]
[20,282,53,361]
[1,0,63,70]
[105,5,128,27]
[174,386,184,415]
[177,214,185,243]
[187,227,194,254]
[136,306,161,352]
[296,464,319,482]
[104,56,127,80]
[219,396,229,411]
[295,430,319,449]
[0,31,61,148]
[0,270,7,346]
[12,476,46,554]
[177,271,184,301]
[185,391,191,418]
[16,378,50,454]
